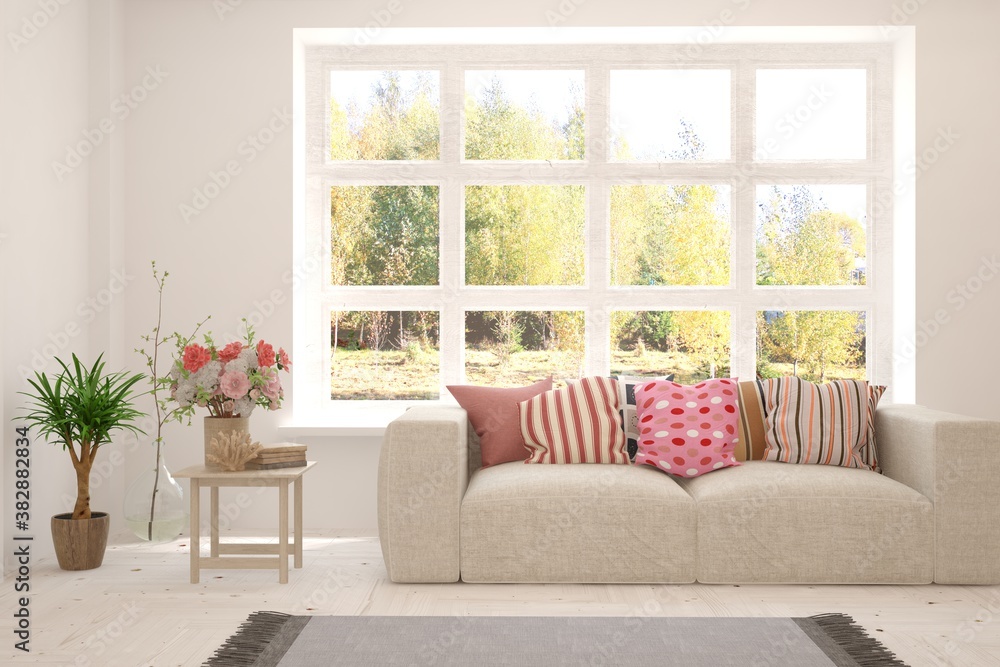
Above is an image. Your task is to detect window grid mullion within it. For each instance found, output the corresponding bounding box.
[587,64,611,376]
[731,58,757,381]
[440,61,464,385]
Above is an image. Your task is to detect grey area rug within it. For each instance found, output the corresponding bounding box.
[204,612,908,667]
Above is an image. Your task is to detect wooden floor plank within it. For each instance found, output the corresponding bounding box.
[0,534,997,666]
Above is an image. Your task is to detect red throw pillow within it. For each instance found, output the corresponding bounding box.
[448,378,553,468]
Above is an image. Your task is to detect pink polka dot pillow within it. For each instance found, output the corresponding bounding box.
[633,378,741,478]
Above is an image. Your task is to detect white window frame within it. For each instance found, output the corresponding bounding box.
[293,38,893,427]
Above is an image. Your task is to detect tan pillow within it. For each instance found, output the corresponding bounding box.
[736,380,767,461]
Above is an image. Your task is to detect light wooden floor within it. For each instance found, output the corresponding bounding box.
[2,534,999,666]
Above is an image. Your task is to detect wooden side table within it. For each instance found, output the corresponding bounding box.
[174,462,317,584]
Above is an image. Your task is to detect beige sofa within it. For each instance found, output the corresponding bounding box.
[377,404,1000,585]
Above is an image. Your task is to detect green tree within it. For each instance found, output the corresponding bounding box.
[465,76,582,160]
[330,72,440,292]
[609,123,729,288]
[675,311,730,378]
[608,124,732,378]
[463,77,585,286]
[465,184,584,286]
[757,186,865,286]
[759,310,863,382]
[330,71,439,160]
[755,185,866,381]
[488,311,524,367]
[611,311,676,353]
[330,184,439,287]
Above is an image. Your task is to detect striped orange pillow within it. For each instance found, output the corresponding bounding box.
[759,377,870,468]
[735,380,768,461]
[519,376,628,464]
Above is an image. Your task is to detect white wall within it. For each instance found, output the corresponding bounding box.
[2,0,95,567]
[4,0,1000,562]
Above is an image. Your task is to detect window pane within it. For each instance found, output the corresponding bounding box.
[756,69,866,160]
[755,184,866,286]
[610,185,730,286]
[465,311,584,386]
[331,311,439,400]
[611,311,730,383]
[465,185,585,286]
[329,70,439,160]
[757,310,866,382]
[610,70,730,161]
[465,70,584,160]
[331,186,439,286]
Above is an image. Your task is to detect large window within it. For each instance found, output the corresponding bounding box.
[298,42,893,416]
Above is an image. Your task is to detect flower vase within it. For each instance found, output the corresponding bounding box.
[204,416,251,468]
[123,453,187,542]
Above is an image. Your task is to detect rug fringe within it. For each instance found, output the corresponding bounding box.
[809,613,908,666]
[204,611,293,667]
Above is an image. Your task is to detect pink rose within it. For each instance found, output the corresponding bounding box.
[219,370,251,399]
[218,341,243,363]
[278,348,291,371]
[257,340,276,367]
[261,367,282,401]
[182,344,211,373]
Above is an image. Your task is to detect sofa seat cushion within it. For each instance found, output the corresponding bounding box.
[461,462,696,583]
[677,461,934,584]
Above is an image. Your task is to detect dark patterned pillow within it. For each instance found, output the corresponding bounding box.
[614,375,675,460]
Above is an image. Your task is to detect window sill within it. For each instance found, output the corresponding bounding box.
[278,401,448,437]
[277,423,386,438]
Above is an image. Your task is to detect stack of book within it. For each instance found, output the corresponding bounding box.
[245,444,307,470]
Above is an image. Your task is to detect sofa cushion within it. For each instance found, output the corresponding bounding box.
[677,461,934,583]
[460,462,696,583]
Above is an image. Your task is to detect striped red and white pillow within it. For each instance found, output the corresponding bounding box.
[519,376,628,464]
[759,377,872,469]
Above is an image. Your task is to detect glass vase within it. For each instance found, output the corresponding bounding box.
[124,451,187,542]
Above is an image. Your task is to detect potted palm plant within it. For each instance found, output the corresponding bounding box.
[21,354,145,570]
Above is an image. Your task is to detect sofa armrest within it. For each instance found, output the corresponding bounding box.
[876,404,1000,584]
[378,406,469,582]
